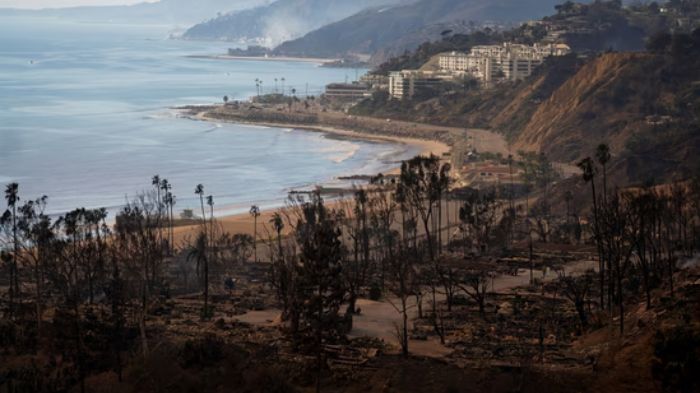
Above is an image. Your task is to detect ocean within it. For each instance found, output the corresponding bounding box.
[0,16,417,217]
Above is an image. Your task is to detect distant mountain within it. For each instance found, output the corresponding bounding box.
[273,0,572,60]
[183,0,409,46]
[0,0,269,25]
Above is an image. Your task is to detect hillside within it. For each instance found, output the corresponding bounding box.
[272,0,568,60]
[351,54,587,136]
[0,0,268,25]
[539,0,649,52]
[370,0,684,74]
[351,29,700,184]
[183,0,407,46]
[513,44,700,183]
[511,53,647,160]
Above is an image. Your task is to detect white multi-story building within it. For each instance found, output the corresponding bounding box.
[324,83,371,101]
[438,43,571,84]
[388,70,453,100]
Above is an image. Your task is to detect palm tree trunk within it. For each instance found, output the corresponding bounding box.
[12,204,18,318]
[438,198,442,255]
[590,180,604,311]
[204,255,209,319]
[402,297,409,357]
[170,202,174,254]
[210,205,214,239]
[35,257,42,337]
[277,228,283,260]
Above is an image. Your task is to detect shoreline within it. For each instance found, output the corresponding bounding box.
[189,111,450,160]
[186,54,340,65]
[171,105,453,238]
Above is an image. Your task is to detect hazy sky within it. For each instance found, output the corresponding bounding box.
[0,0,156,8]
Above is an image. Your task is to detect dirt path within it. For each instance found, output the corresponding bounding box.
[235,258,598,358]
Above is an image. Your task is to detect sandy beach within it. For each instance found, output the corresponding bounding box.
[193,112,451,161]
[167,101,521,243]
[170,105,456,241]
[170,100,530,245]
[172,207,290,244]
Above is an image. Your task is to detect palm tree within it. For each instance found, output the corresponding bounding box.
[255,78,260,96]
[160,179,173,253]
[164,191,175,254]
[152,175,161,210]
[223,95,229,105]
[274,78,278,93]
[195,184,205,225]
[290,88,297,110]
[596,144,611,203]
[206,195,215,240]
[3,182,19,317]
[281,77,286,95]
[578,157,604,309]
[250,205,261,262]
[152,175,166,259]
[270,212,284,260]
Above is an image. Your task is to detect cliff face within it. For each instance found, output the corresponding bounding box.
[511,51,700,183]
[353,47,700,184]
[512,53,647,161]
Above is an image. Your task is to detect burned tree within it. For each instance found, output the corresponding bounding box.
[458,269,491,316]
[559,270,594,333]
[340,188,372,315]
[386,247,417,357]
[292,192,347,392]
[397,155,449,262]
[459,189,499,255]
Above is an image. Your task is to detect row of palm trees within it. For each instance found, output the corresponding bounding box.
[255,77,298,96]
[151,175,176,255]
[192,182,266,316]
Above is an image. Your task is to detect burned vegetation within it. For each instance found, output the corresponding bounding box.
[1,149,700,393]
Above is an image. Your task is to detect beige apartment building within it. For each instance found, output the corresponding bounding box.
[439,42,571,83]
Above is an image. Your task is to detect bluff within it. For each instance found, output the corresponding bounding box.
[352,30,700,184]
[512,47,700,183]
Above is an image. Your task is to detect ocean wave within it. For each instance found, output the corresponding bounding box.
[329,145,361,163]
[203,123,223,133]
[313,140,361,164]
[143,109,181,120]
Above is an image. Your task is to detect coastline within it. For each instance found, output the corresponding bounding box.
[190,111,451,161]
[186,54,340,65]
[171,105,453,238]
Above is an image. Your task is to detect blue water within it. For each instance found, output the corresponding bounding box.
[0,17,417,217]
